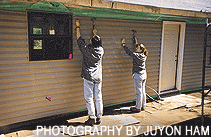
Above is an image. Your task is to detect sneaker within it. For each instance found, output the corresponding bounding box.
[141,107,146,111]
[85,117,95,126]
[130,107,141,112]
[96,118,102,125]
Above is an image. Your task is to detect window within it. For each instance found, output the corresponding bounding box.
[28,11,72,61]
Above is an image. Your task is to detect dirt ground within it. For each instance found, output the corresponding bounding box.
[1,91,211,137]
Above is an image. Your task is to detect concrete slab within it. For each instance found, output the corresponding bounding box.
[29,127,68,137]
[144,94,211,114]
[63,114,140,136]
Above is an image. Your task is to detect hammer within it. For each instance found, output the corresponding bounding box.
[132,30,137,44]
[132,30,137,35]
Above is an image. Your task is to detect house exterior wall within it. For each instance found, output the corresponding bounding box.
[0,10,85,126]
[1,7,211,127]
[181,24,211,90]
[0,9,162,126]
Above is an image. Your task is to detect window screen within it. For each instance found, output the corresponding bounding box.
[28,11,72,61]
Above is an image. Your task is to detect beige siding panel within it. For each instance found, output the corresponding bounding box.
[93,17,162,98]
[0,10,84,126]
[181,24,211,90]
[0,48,28,52]
[0,57,81,65]
[0,53,28,58]
[0,82,83,97]
[0,34,27,40]
[0,71,80,84]
[0,104,86,127]
[0,66,81,78]
[0,21,27,27]
[0,77,82,90]
[0,11,162,126]
[0,10,26,18]
[0,28,27,34]
[0,86,84,103]
[0,41,27,46]
[0,15,26,21]
[0,95,85,116]
[0,61,80,71]
[0,60,29,65]
[0,100,86,121]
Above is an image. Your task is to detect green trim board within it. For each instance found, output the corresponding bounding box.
[179,87,202,93]
[28,1,70,13]
[68,5,206,24]
[0,0,33,11]
[0,0,71,13]
[0,0,206,24]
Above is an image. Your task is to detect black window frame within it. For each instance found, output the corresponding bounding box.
[27,10,73,61]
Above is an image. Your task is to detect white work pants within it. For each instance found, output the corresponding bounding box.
[134,79,146,109]
[84,79,103,119]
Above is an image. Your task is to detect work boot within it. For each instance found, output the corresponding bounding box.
[96,117,102,125]
[130,107,141,112]
[141,107,146,111]
[85,117,95,126]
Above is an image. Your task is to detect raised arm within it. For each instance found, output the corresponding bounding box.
[93,28,97,36]
[134,37,138,45]
[76,19,89,55]
[92,20,97,36]
[121,38,134,57]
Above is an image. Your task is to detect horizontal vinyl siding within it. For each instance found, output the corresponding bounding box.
[181,24,211,90]
[0,10,86,126]
[96,18,162,102]
[205,26,211,87]
[0,10,162,126]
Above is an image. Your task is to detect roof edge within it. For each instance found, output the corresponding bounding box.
[3,0,211,18]
[0,0,208,24]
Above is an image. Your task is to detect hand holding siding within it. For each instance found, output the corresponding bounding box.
[76,19,81,39]
[121,37,126,46]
